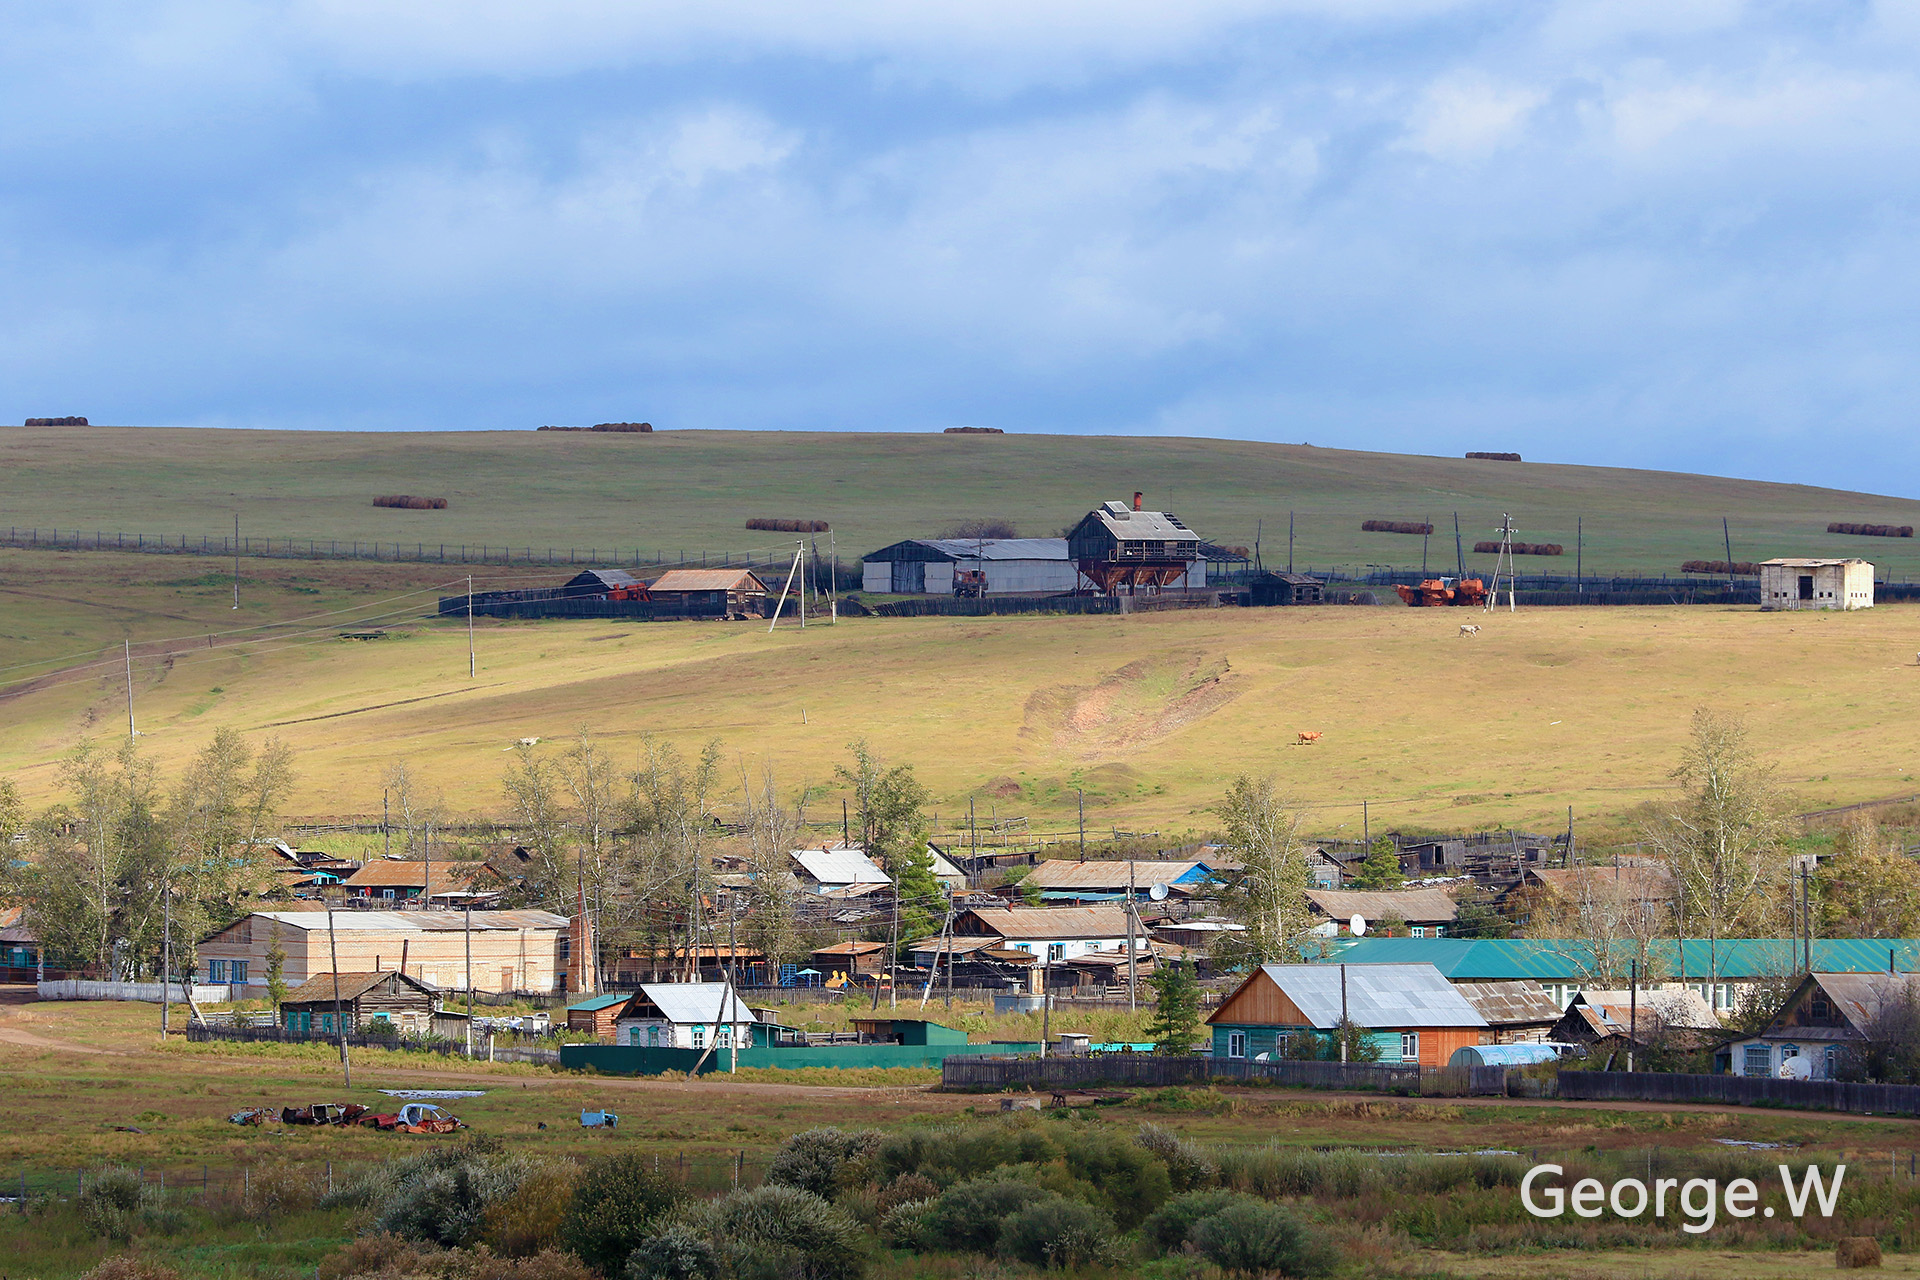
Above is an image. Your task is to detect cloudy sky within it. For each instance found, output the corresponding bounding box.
[3,1,1917,491]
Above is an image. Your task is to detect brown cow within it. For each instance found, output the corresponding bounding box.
[1297,731,1323,744]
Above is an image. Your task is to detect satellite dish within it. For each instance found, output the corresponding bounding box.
[1782,1056,1813,1081]
[1350,914,1368,937]
[1149,883,1170,902]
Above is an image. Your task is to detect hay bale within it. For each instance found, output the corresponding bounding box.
[1362,520,1435,535]
[745,518,831,532]
[1681,560,1760,575]
[25,416,87,427]
[1472,540,1562,556]
[1837,1236,1882,1268]
[590,422,652,432]
[372,495,448,510]
[1465,451,1521,462]
[1828,522,1914,538]
[943,426,1004,433]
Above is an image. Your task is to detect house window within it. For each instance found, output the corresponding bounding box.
[1400,1032,1419,1062]
[717,1028,733,1049]
[1825,1045,1839,1078]
[1743,1045,1771,1077]
[207,959,228,982]
[1810,994,1834,1021]
[1048,944,1066,963]
[231,961,248,984]
[382,888,396,899]
[692,1026,705,1049]
[1410,927,1426,938]
[628,1027,642,1047]
[647,1025,661,1048]
[1227,1031,1247,1059]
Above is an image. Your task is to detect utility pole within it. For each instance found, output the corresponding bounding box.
[727,907,740,1073]
[160,887,171,1041]
[124,640,135,741]
[1724,517,1736,593]
[1077,789,1084,854]
[768,545,804,632]
[464,905,473,1058]
[232,512,240,610]
[466,574,475,678]
[423,820,432,911]
[382,789,390,858]
[1287,511,1295,574]
[1127,859,1137,1011]
[1339,964,1349,1064]
[326,905,351,1086]
[1576,517,1583,594]
[1453,513,1465,578]
[828,529,837,623]
[798,542,806,629]
[1628,960,1638,1072]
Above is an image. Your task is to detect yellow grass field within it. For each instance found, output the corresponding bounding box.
[3,543,1917,835]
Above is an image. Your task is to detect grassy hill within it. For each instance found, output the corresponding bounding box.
[3,543,1916,840]
[5,425,1920,579]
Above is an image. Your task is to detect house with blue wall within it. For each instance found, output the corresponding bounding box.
[1206,962,1488,1067]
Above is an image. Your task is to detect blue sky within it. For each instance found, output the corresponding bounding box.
[4,1,1918,492]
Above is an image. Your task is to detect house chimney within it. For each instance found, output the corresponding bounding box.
[1133,492,1143,511]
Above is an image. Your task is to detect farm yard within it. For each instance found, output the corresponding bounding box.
[1,538,1917,834]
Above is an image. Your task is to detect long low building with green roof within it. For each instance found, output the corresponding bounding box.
[1309,938,1920,1015]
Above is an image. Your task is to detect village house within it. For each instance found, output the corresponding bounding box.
[810,940,889,981]
[1021,858,1225,903]
[1548,989,1721,1061]
[1759,557,1874,611]
[1206,963,1490,1066]
[790,845,890,893]
[1065,495,1207,595]
[1723,971,1920,1079]
[564,991,631,1039]
[612,982,756,1050]
[1451,981,1566,1044]
[197,909,572,996]
[646,569,768,616]
[340,859,495,905]
[279,970,438,1037]
[1304,887,1459,937]
[952,905,1135,963]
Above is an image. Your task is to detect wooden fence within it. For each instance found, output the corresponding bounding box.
[185,1022,561,1065]
[940,1053,1505,1096]
[1559,1070,1920,1116]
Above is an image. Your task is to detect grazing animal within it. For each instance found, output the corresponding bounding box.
[1459,624,1481,637]
[1297,731,1323,745]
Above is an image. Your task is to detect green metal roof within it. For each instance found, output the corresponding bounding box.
[565,992,632,1012]
[1310,938,1920,981]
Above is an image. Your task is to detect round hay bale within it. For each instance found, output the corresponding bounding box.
[1837,1236,1882,1269]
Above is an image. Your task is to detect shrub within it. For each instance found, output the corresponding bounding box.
[1190,1200,1335,1277]
[624,1226,717,1280]
[764,1128,883,1200]
[995,1196,1117,1269]
[914,1173,1053,1253]
[1057,1128,1172,1228]
[1142,1190,1259,1255]
[874,1172,938,1215]
[240,1163,318,1222]
[79,1259,181,1280]
[80,1167,168,1242]
[709,1185,867,1280]
[482,1162,582,1257]
[874,1118,1061,1187]
[375,1155,528,1247]
[561,1154,689,1276]
[318,1234,431,1280]
[472,1250,600,1280]
[1134,1123,1219,1191]
[878,1198,937,1250]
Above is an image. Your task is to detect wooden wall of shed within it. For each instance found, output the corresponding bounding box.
[1212,972,1308,1027]
[1404,1027,1488,1067]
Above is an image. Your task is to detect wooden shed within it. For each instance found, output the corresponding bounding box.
[811,940,888,979]
[647,569,768,616]
[280,970,437,1037]
[565,991,633,1039]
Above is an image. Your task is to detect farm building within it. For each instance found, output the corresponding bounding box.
[1066,495,1205,596]
[1247,572,1325,606]
[810,940,889,980]
[564,991,632,1039]
[0,908,45,981]
[197,909,572,997]
[1304,887,1459,937]
[612,981,756,1050]
[647,569,768,615]
[1759,558,1873,611]
[952,905,1134,961]
[1549,989,1721,1062]
[561,568,646,599]
[861,538,1082,595]
[1722,972,1920,1079]
[279,970,438,1037]
[791,845,891,892]
[1020,858,1226,903]
[1207,963,1489,1065]
[1451,981,1565,1044]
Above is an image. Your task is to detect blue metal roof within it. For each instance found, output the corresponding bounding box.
[1311,938,1920,981]
[1449,1043,1564,1068]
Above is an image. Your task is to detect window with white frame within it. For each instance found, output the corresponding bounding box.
[1400,1032,1419,1062]
[1410,927,1426,938]
[1227,1031,1247,1059]
[692,1025,705,1049]
[717,1027,732,1049]
[1743,1044,1771,1077]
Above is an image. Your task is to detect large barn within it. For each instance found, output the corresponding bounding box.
[861,538,1082,595]
[1759,558,1874,611]
[1066,495,1205,596]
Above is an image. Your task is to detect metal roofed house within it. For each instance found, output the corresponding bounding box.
[197,909,573,996]
[279,970,438,1037]
[612,982,756,1051]
[1206,963,1489,1066]
[1451,981,1567,1044]
[791,845,892,892]
[646,569,769,616]
[952,905,1134,961]
[1759,558,1874,611]
[1724,971,1920,1080]
[341,860,495,905]
[1021,858,1225,903]
[1065,495,1207,596]
[861,538,1081,596]
[1316,937,1920,1014]
[1304,888,1460,937]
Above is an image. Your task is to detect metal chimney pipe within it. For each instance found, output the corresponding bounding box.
[1133,492,1143,511]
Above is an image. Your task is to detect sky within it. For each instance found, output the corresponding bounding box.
[3,1,1919,493]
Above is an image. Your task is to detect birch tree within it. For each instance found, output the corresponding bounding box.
[1211,774,1316,967]
[738,761,808,970]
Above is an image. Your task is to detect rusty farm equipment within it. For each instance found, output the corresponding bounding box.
[1393,577,1489,607]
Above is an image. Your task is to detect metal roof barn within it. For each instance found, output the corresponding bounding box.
[861,537,1083,596]
[1211,963,1488,1030]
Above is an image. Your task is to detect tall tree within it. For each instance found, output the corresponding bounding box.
[1522,865,1672,988]
[1820,817,1920,938]
[836,740,941,945]
[1210,775,1315,967]
[1645,708,1787,992]
[1348,838,1405,889]
[169,728,295,977]
[737,761,808,972]
[501,741,570,904]
[628,737,724,980]
[1144,960,1203,1055]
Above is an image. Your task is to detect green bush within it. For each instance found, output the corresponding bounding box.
[560,1153,689,1276]
[482,1162,582,1257]
[873,1118,1061,1187]
[80,1167,172,1243]
[1056,1128,1172,1228]
[878,1198,937,1250]
[1133,1123,1218,1192]
[375,1156,529,1247]
[624,1226,716,1280]
[995,1196,1117,1269]
[710,1185,867,1280]
[764,1128,883,1200]
[913,1173,1053,1253]
[1190,1200,1335,1277]
[1141,1189,1260,1255]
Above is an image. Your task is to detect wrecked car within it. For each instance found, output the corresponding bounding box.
[281,1103,368,1126]
[359,1103,463,1134]
[227,1107,278,1126]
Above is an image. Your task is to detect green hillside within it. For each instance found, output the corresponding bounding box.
[3,425,1919,579]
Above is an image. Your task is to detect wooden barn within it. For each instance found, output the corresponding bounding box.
[561,569,648,600]
[1248,572,1324,606]
[1065,495,1205,596]
[280,970,437,1036]
[810,940,889,979]
[647,569,769,616]
[565,991,633,1039]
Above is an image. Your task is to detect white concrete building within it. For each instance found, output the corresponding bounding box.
[1759,558,1874,611]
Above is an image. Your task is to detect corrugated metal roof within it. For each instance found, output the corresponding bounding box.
[791,848,891,886]
[245,909,569,933]
[1317,937,1920,980]
[1580,989,1719,1030]
[1452,981,1563,1026]
[956,905,1133,940]
[1024,860,1213,892]
[282,971,430,1004]
[342,861,488,890]
[1221,963,1487,1030]
[1799,972,1920,1035]
[1526,866,1673,901]
[1761,558,1868,567]
[1305,888,1458,923]
[920,538,1069,561]
[1086,503,1202,543]
[648,569,768,592]
[632,982,757,1025]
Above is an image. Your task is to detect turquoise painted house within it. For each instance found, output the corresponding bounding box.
[1206,963,1488,1067]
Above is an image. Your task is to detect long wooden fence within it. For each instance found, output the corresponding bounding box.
[941,1053,1505,1096]
[185,1022,562,1065]
[1559,1070,1920,1116]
